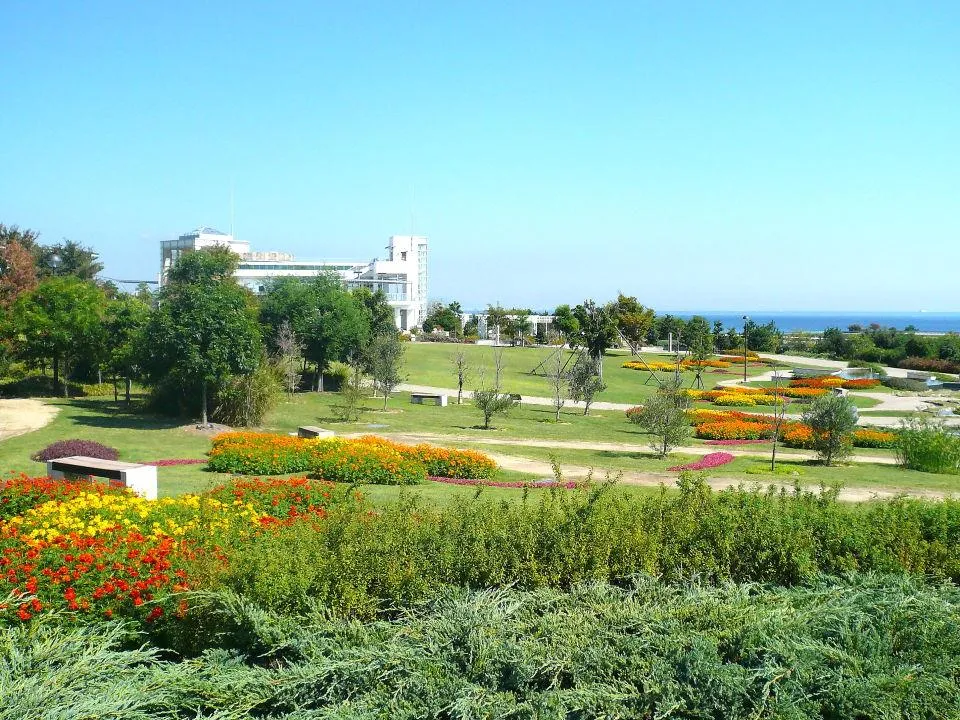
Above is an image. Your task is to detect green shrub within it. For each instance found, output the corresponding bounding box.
[213,363,282,427]
[882,376,929,392]
[896,416,960,474]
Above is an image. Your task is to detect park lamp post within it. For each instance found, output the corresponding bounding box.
[742,315,749,383]
[49,253,61,276]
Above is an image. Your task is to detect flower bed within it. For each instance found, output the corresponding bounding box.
[208,433,498,484]
[714,394,758,407]
[668,452,735,472]
[842,378,882,390]
[852,429,897,449]
[409,445,497,479]
[703,439,769,446]
[0,475,353,624]
[145,459,207,467]
[695,421,774,440]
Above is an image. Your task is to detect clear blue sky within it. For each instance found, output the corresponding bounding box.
[2,1,957,312]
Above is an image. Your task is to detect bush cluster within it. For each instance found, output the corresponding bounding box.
[31,439,120,463]
[897,417,960,475]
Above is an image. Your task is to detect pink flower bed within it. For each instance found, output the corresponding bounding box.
[668,452,735,472]
[703,439,769,446]
[430,476,578,489]
[145,459,207,467]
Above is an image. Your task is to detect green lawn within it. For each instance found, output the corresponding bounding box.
[3,392,954,501]
[402,343,777,406]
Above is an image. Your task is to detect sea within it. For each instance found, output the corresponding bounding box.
[666,312,960,334]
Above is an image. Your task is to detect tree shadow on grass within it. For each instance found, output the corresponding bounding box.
[65,399,185,431]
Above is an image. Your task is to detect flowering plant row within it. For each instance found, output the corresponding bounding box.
[668,452,735,472]
[207,433,498,483]
[789,377,880,390]
[621,359,732,373]
[0,475,349,625]
[430,477,579,489]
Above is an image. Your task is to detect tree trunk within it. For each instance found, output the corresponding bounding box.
[62,359,69,397]
[201,382,208,426]
[97,367,102,385]
[383,392,389,411]
[457,381,463,405]
[53,355,59,387]
[113,376,118,402]
[125,377,131,405]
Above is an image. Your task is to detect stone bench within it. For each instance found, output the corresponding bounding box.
[298,425,335,439]
[410,392,448,406]
[47,456,157,500]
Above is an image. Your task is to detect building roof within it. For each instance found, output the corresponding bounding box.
[188,226,229,236]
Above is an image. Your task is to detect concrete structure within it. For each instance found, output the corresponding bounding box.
[160,228,428,330]
[461,312,555,342]
[47,456,158,500]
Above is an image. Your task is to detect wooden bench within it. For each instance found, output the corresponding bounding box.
[508,393,522,407]
[410,392,448,407]
[46,456,157,500]
[298,425,335,439]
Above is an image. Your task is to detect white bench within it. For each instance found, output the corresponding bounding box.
[46,456,158,500]
[410,392,448,407]
[298,425,335,439]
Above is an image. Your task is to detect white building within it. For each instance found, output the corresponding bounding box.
[159,228,428,330]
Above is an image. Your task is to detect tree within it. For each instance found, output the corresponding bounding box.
[331,360,367,422]
[545,348,568,421]
[6,278,107,396]
[104,293,151,403]
[0,239,38,308]
[568,354,606,415]
[368,331,405,410]
[612,294,655,356]
[572,300,617,378]
[353,287,395,337]
[142,249,262,425]
[274,319,304,395]
[451,350,471,404]
[817,327,853,359]
[486,305,509,344]
[421,301,462,335]
[552,304,580,345]
[260,276,321,354]
[472,348,516,429]
[629,380,692,457]
[503,309,531,346]
[802,394,858,466]
[0,224,40,253]
[35,239,103,280]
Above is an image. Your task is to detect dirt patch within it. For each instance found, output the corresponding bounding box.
[179,422,233,437]
[0,399,59,442]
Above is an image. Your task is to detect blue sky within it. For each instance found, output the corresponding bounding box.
[2,1,957,311]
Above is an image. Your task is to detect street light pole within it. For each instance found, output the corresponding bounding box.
[742,315,749,383]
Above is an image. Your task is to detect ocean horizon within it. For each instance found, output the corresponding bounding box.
[666,311,960,334]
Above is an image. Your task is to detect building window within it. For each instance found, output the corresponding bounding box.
[401,251,407,261]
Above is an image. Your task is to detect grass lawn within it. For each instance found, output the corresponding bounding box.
[3,392,954,501]
[402,343,777,406]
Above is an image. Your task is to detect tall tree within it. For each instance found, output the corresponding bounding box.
[35,239,103,280]
[142,249,261,425]
[353,286,396,337]
[0,239,38,308]
[552,304,580,345]
[612,294,655,356]
[309,276,370,390]
[573,300,617,378]
[6,278,108,396]
[104,293,151,403]
[568,354,606,415]
[367,331,405,409]
[486,305,509,344]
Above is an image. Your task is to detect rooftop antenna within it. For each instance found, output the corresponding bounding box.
[230,177,235,239]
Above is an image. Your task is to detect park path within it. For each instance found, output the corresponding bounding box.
[0,399,58,442]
